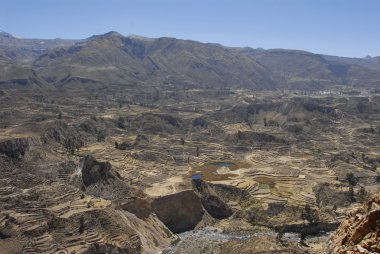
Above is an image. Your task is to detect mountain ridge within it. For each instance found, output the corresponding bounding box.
[32,32,279,89]
[1,31,380,90]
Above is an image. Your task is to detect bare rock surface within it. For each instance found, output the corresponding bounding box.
[152,190,205,233]
[328,190,380,253]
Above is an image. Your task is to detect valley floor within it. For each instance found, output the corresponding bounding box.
[0,86,379,253]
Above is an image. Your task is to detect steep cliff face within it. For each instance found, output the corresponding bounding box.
[151,190,205,233]
[327,190,380,253]
[192,179,234,220]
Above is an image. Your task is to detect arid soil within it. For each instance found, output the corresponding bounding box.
[1,31,380,253]
[0,84,379,253]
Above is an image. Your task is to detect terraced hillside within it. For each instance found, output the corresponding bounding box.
[0,31,380,253]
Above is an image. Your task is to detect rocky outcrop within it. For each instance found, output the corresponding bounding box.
[192,179,233,220]
[200,195,233,219]
[81,155,121,186]
[151,190,204,233]
[0,137,31,159]
[118,183,236,234]
[134,134,150,146]
[79,155,140,200]
[327,190,380,253]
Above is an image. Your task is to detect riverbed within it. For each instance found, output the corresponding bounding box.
[163,226,331,253]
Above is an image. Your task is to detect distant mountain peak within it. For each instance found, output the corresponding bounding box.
[103,31,124,37]
[86,31,125,42]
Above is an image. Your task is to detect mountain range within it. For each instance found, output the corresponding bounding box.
[1,31,379,90]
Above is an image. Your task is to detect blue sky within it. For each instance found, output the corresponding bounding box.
[1,0,379,57]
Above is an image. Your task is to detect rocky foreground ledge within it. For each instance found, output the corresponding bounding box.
[327,190,380,253]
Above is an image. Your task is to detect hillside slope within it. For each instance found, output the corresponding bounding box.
[0,54,46,88]
[0,31,78,65]
[33,32,279,89]
[1,31,380,90]
[239,48,380,89]
[323,55,380,72]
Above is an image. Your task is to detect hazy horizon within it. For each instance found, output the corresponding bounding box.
[1,0,380,58]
